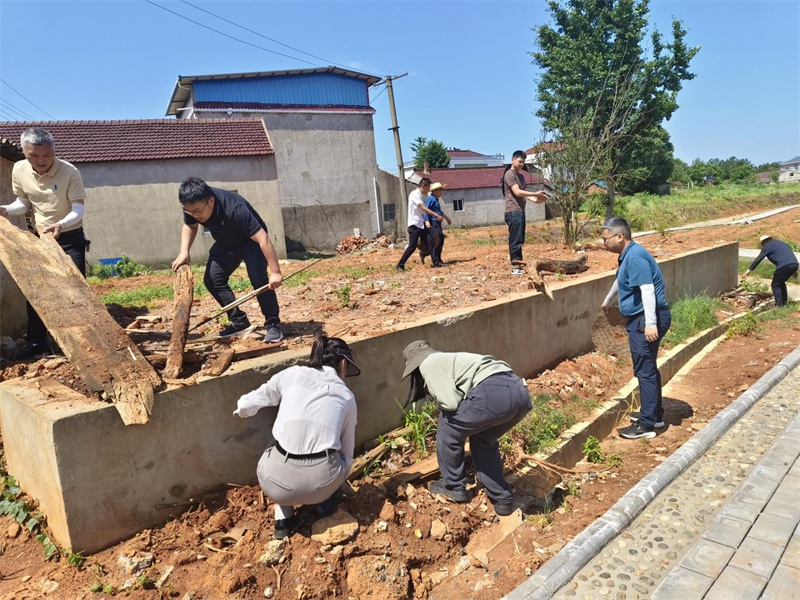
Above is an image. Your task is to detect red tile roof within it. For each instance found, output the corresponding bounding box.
[416,166,542,190]
[525,142,565,154]
[0,119,273,163]
[446,149,490,158]
[194,102,376,114]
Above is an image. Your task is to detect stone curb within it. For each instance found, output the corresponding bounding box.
[505,343,800,600]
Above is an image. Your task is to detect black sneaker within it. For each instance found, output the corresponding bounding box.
[429,479,469,503]
[264,323,284,343]
[314,490,343,518]
[493,501,514,517]
[629,412,666,428]
[395,264,405,271]
[217,322,256,339]
[274,516,296,540]
[12,341,48,360]
[618,422,656,440]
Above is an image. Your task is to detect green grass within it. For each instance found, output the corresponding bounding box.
[283,268,320,288]
[338,266,372,279]
[662,294,725,348]
[738,259,775,279]
[756,303,800,325]
[471,236,503,246]
[514,394,600,454]
[616,184,800,232]
[101,285,174,307]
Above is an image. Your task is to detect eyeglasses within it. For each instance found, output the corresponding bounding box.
[183,201,210,218]
[602,233,621,245]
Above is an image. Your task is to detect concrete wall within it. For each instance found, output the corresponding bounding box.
[0,242,738,553]
[0,156,28,336]
[79,155,284,267]
[203,111,380,250]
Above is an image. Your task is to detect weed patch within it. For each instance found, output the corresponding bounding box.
[726,311,761,339]
[513,394,599,454]
[662,294,724,348]
[401,401,438,456]
[283,269,320,288]
[101,285,174,308]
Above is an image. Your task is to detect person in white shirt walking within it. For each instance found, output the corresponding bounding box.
[234,336,360,539]
[395,178,443,271]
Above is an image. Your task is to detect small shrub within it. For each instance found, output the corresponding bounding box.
[89,262,115,279]
[741,278,768,294]
[583,436,605,463]
[606,451,623,468]
[400,401,438,456]
[334,284,353,308]
[726,312,760,339]
[115,255,151,278]
[514,395,575,454]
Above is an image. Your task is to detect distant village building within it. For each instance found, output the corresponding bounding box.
[403,148,504,178]
[779,155,800,183]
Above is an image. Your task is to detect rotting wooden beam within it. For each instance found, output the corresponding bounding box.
[205,348,235,377]
[163,264,194,379]
[0,219,160,425]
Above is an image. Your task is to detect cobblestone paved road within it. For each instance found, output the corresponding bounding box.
[554,364,800,600]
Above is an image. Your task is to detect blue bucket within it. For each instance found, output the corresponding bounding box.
[98,257,123,276]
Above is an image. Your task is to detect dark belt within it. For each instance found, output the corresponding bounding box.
[274,442,331,460]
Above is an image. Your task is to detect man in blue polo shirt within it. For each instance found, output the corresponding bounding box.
[601,217,672,439]
[171,177,284,342]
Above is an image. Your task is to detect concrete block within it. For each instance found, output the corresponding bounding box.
[746,513,796,547]
[651,566,715,600]
[703,514,753,549]
[762,494,800,522]
[761,564,800,600]
[678,538,735,578]
[780,536,800,570]
[705,566,767,600]
[739,475,781,501]
[728,537,784,579]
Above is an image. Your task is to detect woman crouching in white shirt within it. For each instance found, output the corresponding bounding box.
[234,336,360,539]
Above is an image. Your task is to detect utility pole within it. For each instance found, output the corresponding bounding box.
[385,73,408,239]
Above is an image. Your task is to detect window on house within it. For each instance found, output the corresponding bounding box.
[452,198,465,212]
[383,203,396,221]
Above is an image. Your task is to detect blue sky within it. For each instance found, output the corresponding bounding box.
[1,1,797,170]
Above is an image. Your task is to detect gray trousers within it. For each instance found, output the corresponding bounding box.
[257,445,346,520]
[437,371,532,505]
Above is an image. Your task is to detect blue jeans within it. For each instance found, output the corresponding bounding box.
[504,211,526,263]
[626,307,672,429]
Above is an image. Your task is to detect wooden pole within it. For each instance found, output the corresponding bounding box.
[163,264,194,379]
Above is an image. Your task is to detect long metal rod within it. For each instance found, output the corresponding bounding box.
[187,259,323,332]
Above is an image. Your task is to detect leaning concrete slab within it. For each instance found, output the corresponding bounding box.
[0,243,739,553]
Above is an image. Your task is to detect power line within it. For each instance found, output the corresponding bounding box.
[0,78,56,120]
[0,98,37,121]
[178,0,350,70]
[0,107,19,121]
[143,0,321,67]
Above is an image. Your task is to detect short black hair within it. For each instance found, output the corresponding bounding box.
[602,217,632,240]
[418,177,432,188]
[179,177,214,205]
[512,150,527,161]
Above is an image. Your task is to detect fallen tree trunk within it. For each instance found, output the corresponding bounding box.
[534,255,588,274]
[0,219,160,425]
[163,265,194,379]
[205,348,235,377]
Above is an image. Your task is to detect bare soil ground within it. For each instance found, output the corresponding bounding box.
[0,206,798,599]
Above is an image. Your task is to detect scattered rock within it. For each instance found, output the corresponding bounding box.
[379,501,396,523]
[311,509,359,545]
[264,587,274,598]
[346,555,410,600]
[376,521,389,532]
[6,522,21,538]
[257,539,287,566]
[155,565,175,588]
[21,575,31,583]
[118,551,155,576]
[430,519,448,540]
[40,579,59,594]
[405,483,416,498]
[655,446,667,453]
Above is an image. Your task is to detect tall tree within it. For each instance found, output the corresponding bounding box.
[532,0,699,216]
[411,137,450,170]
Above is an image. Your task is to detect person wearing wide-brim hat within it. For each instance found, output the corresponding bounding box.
[423,183,452,267]
[742,235,799,307]
[234,335,361,539]
[402,340,532,516]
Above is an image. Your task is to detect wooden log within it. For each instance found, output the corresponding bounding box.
[163,265,194,379]
[348,443,390,481]
[230,341,285,361]
[363,425,414,451]
[0,219,160,425]
[534,255,588,274]
[205,348,235,377]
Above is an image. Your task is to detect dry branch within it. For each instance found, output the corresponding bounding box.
[163,264,194,379]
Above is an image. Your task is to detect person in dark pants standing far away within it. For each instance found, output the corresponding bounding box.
[0,127,89,360]
[424,182,452,267]
[396,178,442,270]
[234,336,360,539]
[171,177,284,342]
[503,150,549,275]
[601,217,672,440]
[402,340,532,516]
[742,235,799,307]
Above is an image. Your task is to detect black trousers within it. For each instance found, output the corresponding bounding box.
[204,241,280,327]
[504,211,525,263]
[26,228,87,344]
[772,263,799,307]
[397,225,430,268]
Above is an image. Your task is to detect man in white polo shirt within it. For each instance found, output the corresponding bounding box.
[0,127,88,360]
[395,177,442,271]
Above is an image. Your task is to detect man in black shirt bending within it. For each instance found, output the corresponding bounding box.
[171,177,284,341]
[742,235,799,307]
